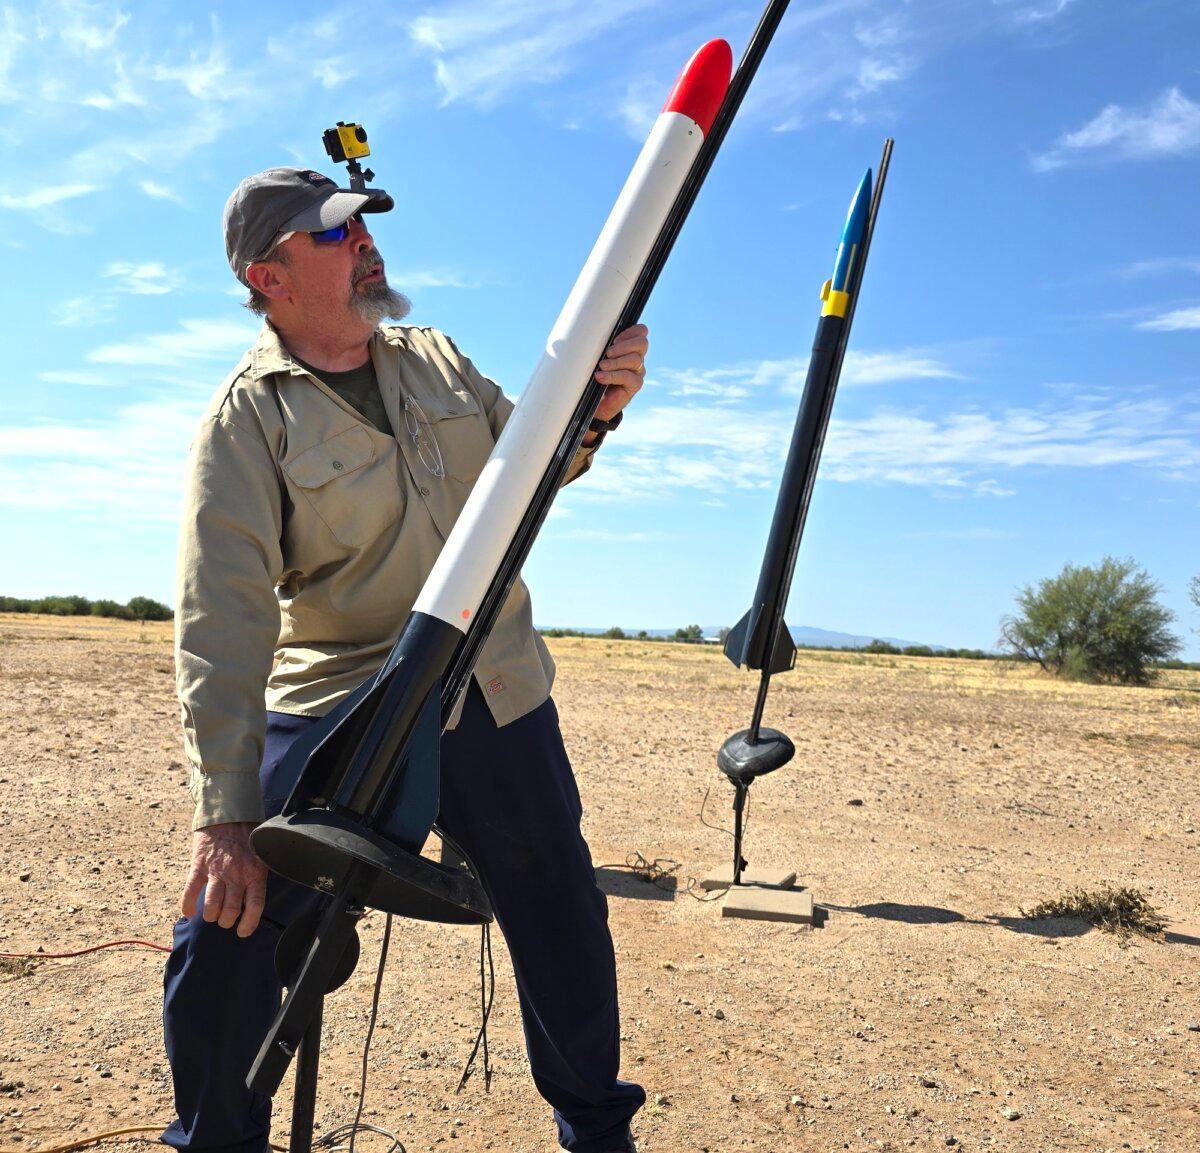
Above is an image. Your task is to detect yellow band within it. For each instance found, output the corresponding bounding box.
[821,288,850,318]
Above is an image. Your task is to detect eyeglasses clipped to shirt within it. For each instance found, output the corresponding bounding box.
[403,394,445,479]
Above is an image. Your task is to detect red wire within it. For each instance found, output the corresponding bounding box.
[0,938,170,959]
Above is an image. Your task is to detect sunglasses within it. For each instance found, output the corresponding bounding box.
[266,213,363,256]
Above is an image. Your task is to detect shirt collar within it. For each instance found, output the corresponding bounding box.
[248,319,409,380]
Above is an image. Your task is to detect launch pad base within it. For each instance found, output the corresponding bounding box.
[699,865,797,891]
[721,883,814,925]
[252,810,492,925]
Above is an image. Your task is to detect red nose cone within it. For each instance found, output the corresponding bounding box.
[661,39,732,136]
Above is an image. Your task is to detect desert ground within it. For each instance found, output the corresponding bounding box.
[1,613,1197,1153]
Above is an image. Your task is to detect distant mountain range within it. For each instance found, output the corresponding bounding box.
[540,624,946,651]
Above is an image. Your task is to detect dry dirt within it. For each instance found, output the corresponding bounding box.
[1,614,1198,1153]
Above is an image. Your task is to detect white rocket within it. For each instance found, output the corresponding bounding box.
[417,38,732,630]
[247,0,794,1098]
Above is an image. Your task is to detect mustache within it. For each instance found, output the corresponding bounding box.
[352,251,386,285]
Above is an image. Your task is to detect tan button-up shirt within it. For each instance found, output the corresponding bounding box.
[176,320,597,831]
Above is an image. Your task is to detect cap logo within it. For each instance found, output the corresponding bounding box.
[301,170,334,187]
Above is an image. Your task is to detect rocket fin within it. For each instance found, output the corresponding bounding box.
[765,619,796,674]
[723,609,756,668]
[277,671,392,813]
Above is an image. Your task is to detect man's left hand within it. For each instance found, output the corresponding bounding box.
[585,324,648,445]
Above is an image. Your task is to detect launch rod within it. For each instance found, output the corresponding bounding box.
[747,138,893,743]
[439,0,794,724]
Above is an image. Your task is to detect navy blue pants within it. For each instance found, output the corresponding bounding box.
[161,685,644,1153]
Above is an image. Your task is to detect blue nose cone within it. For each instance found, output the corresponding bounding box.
[829,168,872,294]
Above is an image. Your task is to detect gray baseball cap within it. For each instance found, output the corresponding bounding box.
[224,167,395,285]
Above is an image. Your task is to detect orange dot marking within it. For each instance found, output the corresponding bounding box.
[461,609,471,619]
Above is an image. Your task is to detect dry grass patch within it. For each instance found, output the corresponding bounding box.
[1022,885,1167,943]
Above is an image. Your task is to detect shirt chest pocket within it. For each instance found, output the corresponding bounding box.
[283,425,404,549]
[411,388,494,484]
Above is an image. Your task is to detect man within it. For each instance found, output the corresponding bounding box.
[162,167,649,1153]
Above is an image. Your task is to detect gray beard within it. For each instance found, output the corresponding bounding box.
[351,278,412,326]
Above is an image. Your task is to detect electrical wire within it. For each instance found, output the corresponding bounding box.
[455,923,496,1094]
[0,939,169,959]
[340,913,404,1153]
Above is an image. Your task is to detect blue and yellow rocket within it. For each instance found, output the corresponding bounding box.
[724,160,882,677]
[719,143,891,887]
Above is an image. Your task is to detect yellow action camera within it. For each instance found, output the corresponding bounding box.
[323,122,371,164]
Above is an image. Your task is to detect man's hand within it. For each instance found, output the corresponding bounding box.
[584,324,649,445]
[181,822,269,938]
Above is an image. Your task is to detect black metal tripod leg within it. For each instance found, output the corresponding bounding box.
[732,782,749,885]
[248,893,362,1096]
[289,1000,323,1153]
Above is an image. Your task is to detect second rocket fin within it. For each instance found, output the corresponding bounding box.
[724,609,796,674]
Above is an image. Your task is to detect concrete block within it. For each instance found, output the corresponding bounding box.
[698,865,796,892]
[721,885,814,925]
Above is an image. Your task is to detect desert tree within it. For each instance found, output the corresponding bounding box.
[998,556,1180,685]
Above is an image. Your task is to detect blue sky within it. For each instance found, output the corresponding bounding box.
[1,0,1198,657]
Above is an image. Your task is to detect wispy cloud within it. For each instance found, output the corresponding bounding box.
[1137,305,1200,332]
[396,269,480,290]
[1120,257,1200,277]
[38,369,112,387]
[152,17,248,103]
[55,0,130,53]
[1000,0,1075,26]
[0,397,201,521]
[653,349,962,402]
[409,0,657,107]
[80,57,143,110]
[139,180,184,204]
[55,294,117,327]
[1034,87,1200,171]
[88,317,259,367]
[104,261,178,295]
[0,184,100,210]
[580,355,1200,501]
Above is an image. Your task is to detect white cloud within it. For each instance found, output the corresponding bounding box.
[104,261,178,295]
[0,184,100,210]
[152,17,247,103]
[1001,0,1075,25]
[396,269,480,290]
[138,180,184,204]
[841,350,964,387]
[820,399,1199,490]
[0,397,200,522]
[1035,88,1200,171]
[580,358,1200,501]
[55,294,117,327]
[1120,257,1200,277]
[81,57,142,109]
[38,369,112,387]
[55,1,130,53]
[1137,306,1200,332]
[652,349,961,402]
[88,317,259,367]
[409,0,656,107]
[311,58,356,89]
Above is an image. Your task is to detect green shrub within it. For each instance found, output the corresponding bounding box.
[999,556,1180,685]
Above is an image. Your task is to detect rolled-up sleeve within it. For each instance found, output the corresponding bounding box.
[440,333,599,485]
[175,416,284,830]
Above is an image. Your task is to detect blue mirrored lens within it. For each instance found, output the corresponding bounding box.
[311,223,350,244]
